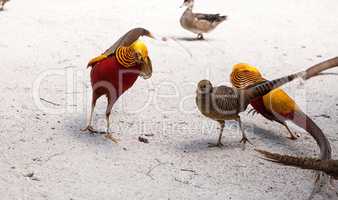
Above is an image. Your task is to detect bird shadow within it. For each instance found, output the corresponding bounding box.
[171,36,214,42]
[244,122,304,153]
[63,114,120,150]
[175,137,244,153]
[174,37,202,42]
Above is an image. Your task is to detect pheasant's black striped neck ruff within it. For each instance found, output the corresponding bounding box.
[116,46,137,68]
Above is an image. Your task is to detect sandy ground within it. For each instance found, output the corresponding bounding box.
[1,0,338,199]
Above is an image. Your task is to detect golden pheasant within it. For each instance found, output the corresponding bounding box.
[231,64,301,139]
[230,58,338,193]
[81,28,154,142]
[230,57,338,156]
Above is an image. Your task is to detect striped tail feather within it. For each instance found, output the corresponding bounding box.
[246,73,332,162]
[246,71,304,100]
[255,149,338,179]
[304,57,338,80]
[291,110,331,160]
[255,149,322,169]
[231,56,338,90]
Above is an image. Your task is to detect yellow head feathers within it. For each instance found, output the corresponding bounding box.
[232,63,261,75]
[130,40,149,60]
[130,40,152,79]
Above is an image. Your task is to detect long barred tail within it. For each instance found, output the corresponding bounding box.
[253,110,332,167]
[255,149,323,170]
[218,15,227,22]
[304,57,338,80]
[292,110,331,161]
[255,149,338,180]
[246,71,304,100]
[234,56,338,98]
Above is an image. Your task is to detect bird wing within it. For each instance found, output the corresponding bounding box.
[212,86,240,115]
[194,13,226,22]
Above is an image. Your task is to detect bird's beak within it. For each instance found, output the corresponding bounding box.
[146,32,156,40]
[180,2,188,8]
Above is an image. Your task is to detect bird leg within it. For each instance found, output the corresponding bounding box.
[81,100,98,134]
[208,121,225,148]
[103,100,119,143]
[283,123,299,140]
[104,114,118,143]
[197,33,204,40]
[310,172,333,198]
[237,118,252,145]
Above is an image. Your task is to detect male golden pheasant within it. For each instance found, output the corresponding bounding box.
[229,57,338,158]
[231,64,300,139]
[230,58,338,194]
[82,28,154,142]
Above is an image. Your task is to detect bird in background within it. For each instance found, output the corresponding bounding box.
[0,0,9,10]
[256,149,338,180]
[81,28,154,142]
[196,57,338,149]
[180,0,227,40]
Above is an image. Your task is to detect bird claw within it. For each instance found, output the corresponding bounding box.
[240,137,252,145]
[104,132,119,143]
[311,172,335,198]
[247,108,257,116]
[208,142,224,148]
[287,131,300,140]
[287,135,298,140]
[81,126,98,134]
[197,33,204,40]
